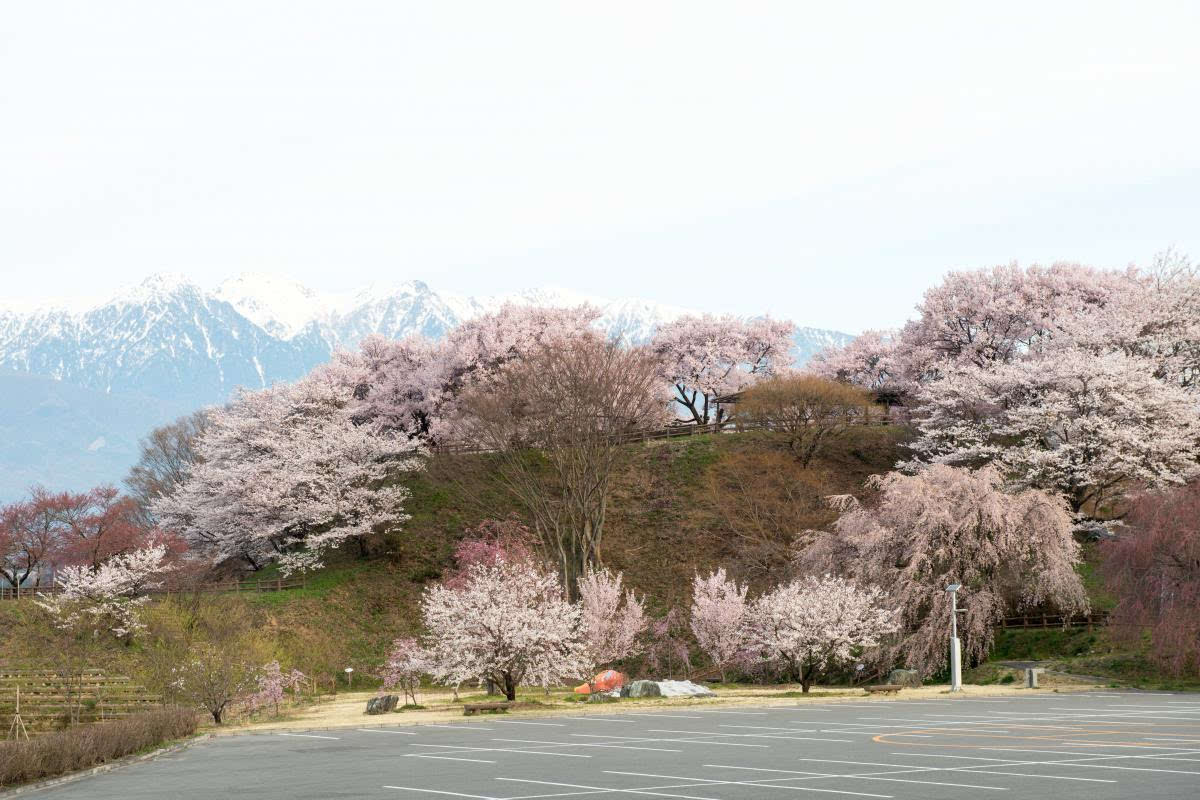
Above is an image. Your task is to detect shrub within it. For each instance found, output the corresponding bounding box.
[0,707,198,788]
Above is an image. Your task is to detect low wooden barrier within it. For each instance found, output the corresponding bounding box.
[999,612,1109,630]
[864,684,902,695]
[0,575,306,601]
[463,701,512,716]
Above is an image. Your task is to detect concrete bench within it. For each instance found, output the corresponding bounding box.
[864,684,903,695]
[463,701,513,716]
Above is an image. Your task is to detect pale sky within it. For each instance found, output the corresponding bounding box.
[3,1,1199,332]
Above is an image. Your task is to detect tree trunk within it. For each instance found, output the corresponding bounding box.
[503,673,517,702]
[800,661,815,693]
[212,707,223,724]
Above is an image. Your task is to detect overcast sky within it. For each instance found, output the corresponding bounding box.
[3,1,1199,332]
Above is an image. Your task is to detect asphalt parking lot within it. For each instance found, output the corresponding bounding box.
[18,691,1200,800]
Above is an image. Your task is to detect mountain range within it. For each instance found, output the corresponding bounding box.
[0,274,853,501]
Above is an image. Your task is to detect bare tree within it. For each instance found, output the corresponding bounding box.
[736,375,873,467]
[124,410,210,525]
[456,337,666,598]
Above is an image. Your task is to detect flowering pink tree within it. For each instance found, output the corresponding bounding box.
[35,542,173,640]
[749,575,898,692]
[650,314,795,425]
[0,489,68,592]
[578,566,648,681]
[420,558,586,701]
[645,608,693,679]
[1102,481,1200,677]
[248,660,306,716]
[346,305,601,445]
[809,329,906,404]
[800,465,1087,677]
[896,262,1131,371]
[155,369,422,574]
[905,350,1200,513]
[444,517,538,589]
[689,568,750,682]
[380,637,430,705]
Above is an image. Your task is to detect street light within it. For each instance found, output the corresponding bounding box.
[945,584,962,692]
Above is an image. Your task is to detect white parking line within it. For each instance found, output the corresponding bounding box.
[493,720,566,726]
[401,754,496,764]
[719,724,819,731]
[492,737,683,753]
[277,732,340,740]
[561,716,631,722]
[411,743,591,758]
[384,785,498,799]
[357,727,418,735]
[707,763,1007,791]
[421,724,495,730]
[890,753,1118,782]
[623,713,704,719]
[502,775,891,799]
[496,776,735,800]
[571,732,770,748]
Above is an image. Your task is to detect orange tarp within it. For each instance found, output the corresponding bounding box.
[573,669,626,694]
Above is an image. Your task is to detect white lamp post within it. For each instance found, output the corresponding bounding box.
[344,667,354,689]
[945,583,963,693]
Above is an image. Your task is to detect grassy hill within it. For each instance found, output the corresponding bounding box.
[7,423,1188,692]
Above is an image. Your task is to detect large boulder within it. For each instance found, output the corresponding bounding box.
[626,680,663,698]
[366,694,399,715]
[657,680,716,698]
[887,669,922,688]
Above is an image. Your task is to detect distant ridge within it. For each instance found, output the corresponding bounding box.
[0,273,853,499]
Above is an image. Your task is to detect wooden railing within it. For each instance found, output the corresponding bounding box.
[999,611,1110,629]
[436,413,894,455]
[0,574,307,601]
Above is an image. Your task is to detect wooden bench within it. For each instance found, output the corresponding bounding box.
[463,701,513,716]
[864,684,903,695]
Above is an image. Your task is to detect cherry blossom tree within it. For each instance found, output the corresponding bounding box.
[0,489,68,592]
[420,558,586,701]
[35,542,173,640]
[52,486,149,570]
[896,262,1132,372]
[905,350,1200,514]
[578,566,648,682]
[155,369,422,574]
[444,517,538,589]
[1102,482,1200,678]
[650,314,795,425]
[645,608,693,679]
[346,305,602,445]
[1098,249,1200,392]
[380,637,430,705]
[749,574,898,693]
[799,465,1087,677]
[689,568,750,682]
[248,660,307,716]
[808,329,907,405]
[455,336,668,596]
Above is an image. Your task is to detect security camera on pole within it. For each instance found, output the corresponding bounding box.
[945,583,963,692]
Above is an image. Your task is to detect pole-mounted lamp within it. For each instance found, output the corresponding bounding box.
[945,583,963,692]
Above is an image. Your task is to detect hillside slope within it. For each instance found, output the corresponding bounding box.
[0,427,906,686]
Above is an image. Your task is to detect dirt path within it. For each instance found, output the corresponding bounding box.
[212,679,1101,735]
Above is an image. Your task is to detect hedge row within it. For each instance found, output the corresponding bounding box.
[0,707,198,787]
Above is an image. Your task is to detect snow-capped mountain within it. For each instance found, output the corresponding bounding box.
[0,273,853,500]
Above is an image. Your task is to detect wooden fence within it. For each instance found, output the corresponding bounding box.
[999,611,1110,629]
[436,413,894,455]
[0,574,307,602]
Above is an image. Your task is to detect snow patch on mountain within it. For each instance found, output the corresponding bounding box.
[0,271,853,500]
